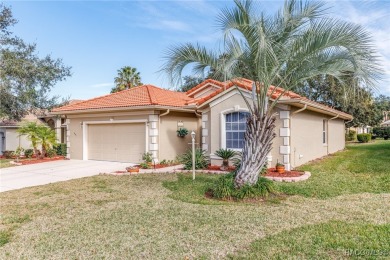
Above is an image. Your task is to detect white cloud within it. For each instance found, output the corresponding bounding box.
[89,83,113,88]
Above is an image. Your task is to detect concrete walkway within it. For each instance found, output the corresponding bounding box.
[0,159,132,192]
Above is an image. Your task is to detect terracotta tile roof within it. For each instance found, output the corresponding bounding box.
[192,79,302,106]
[52,79,352,119]
[0,120,18,127]
[52,85,193,112]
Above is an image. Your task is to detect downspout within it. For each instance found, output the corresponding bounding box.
[291,104,307,168]
[327,114,340,154]
[159,109,170,117]
[194,110,202,117]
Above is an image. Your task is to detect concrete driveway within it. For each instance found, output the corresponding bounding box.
[0,159,133,192]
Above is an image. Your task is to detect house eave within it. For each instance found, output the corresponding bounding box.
[278,99,353,120]
[50,105,197,116]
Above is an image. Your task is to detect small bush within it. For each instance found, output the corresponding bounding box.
[345,130,356,141]
[140,162,150,169]
[142,152,153,163]
[178,148,209,170]
[2,151,15,159]
[212,173,275,200]
[53,143,67,156]
[46,148,57,158]
[24,149,34,158]
[357,133,372,143]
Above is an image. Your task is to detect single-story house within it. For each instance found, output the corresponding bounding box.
[51,78,352,170]
[0,114,43,155]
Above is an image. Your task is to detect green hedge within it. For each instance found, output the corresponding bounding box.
[53,143,67,156]
[345,130,356,141]
[357,133,372,143]
[372,127,390,139]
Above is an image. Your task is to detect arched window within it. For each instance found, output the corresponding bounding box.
[225,111,249,149]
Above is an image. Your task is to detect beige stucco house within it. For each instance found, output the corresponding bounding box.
[51,79,352,170]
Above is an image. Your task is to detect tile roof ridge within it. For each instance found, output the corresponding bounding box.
[145,85,159,105]
[53,85,146,111]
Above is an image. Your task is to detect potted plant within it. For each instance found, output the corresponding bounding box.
[126,166,140,173]
[214,148,236,171]
[177,128,189,138]
[275,160,285,174]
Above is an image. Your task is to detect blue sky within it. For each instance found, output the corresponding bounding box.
[5,0,390,100]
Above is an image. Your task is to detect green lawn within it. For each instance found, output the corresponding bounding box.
[0,159,14,169]
[0,141,389,259]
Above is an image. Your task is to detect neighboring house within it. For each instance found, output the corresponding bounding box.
[0,114,41,155]
[380,111,390,127]
[51,78,352,170]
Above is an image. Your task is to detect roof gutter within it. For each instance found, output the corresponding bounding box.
[278,99,352,120]
[50,105,196,115]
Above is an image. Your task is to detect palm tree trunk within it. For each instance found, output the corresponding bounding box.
[234,112,276,188]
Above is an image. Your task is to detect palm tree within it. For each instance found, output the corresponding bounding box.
[17,122,57,158]
[111,66,143,93]
[163,0,382,188]
[17,122,40,157]
[36,125,57,158]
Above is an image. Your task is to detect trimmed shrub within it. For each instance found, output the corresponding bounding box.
[24,149,34,158]
[178,148,209,170]
[372,127,390,139]
[357,133,372,143]
[54,143,67,156]
[46,148,57,158]
[345,130,356,141]
[212,173,275,200]
[142,152,153,163]
[2,151,15,159]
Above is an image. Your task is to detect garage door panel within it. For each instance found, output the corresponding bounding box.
[88,123,146,163]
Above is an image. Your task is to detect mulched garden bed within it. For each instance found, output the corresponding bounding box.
[207,165,236,171]
[264,168,304,177]
[15,156,65,165]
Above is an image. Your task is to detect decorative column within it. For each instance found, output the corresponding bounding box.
[55,117,62,143]
[148,115,159,162]
[279,111,291,170]
[201,113,208,152]
[65,119,71,159]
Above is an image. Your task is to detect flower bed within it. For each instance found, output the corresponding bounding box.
[207,165,236,171]
[11,156,65,166]
[264,168,310,182]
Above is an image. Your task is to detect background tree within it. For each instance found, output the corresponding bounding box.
[0,4,71,121]
[111,66,143,93]
[373,95,390,124]
[295,75,381,127]
[163,0,382,188]
[177,76,204,92]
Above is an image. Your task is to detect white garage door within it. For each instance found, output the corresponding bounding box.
[88,123,146,163]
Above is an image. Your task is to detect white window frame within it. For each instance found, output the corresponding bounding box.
[220,108,250,151]
[322,119,327,145]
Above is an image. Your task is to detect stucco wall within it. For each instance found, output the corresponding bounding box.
[328,118,346,154]
[67,112,152,160]
[1,128,32,152]
[159,112,201,161]
[290,108,346,167]
[206,91,284,167]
